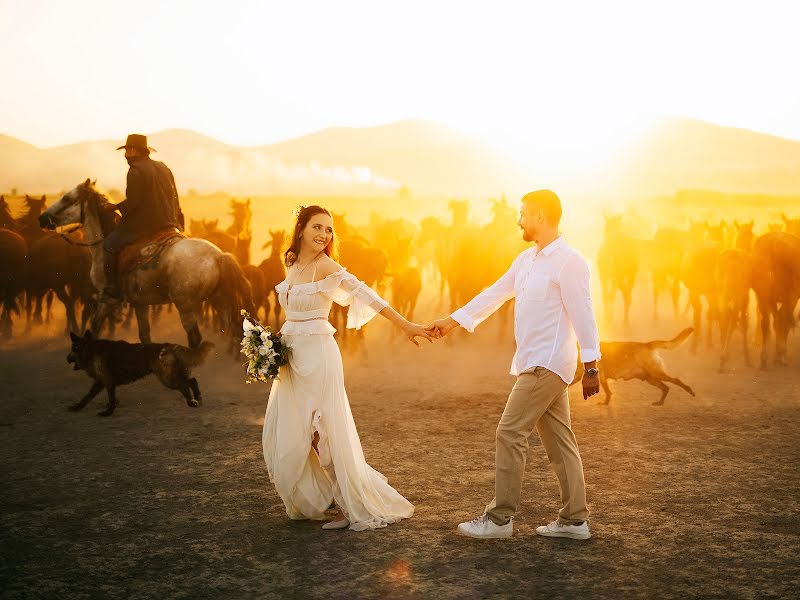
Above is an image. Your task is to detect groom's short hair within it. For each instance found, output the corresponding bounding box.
[522,189,562,225]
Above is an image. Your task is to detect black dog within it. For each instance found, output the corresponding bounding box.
[67,331,214,416]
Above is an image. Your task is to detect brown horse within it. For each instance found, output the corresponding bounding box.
[733,220,755,251]
[225,198,252,265]
[191,218,237,255]
[645,226,691,321]
[750,232,800,368]
[328,214,388,349]
[417,216,449,304]
[782,214,800,238]
[0,227,27,339]
[242,264,267,321]
[258,229,287,329]
[716,248,753,372]
[333,237,388,345]
[679,222,727,352]
[16,194,90,332]
[391,266,422,321]
[39,180,254,349]
[0,196,17,230]
[597,215,639,326]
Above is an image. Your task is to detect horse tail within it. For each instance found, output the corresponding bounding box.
[212,252,254,337]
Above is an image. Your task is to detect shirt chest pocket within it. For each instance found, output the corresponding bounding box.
[524,273,551,301]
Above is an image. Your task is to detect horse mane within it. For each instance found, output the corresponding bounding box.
[83,184,120,236]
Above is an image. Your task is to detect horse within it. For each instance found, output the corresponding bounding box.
[750,232,800,368]
[258,229,287,330]
[597,215,639,326]
[225,198,253,265]
[679,230,723,353]
[39,179,254,349]
[15,194,90,332]
[0,196,17,230]
[391,266,422,321]
[644,226,690,321]
[716,248,753,372]
[781,214,800,238]
[417,216,449,304]
[733,220,755,252]
[328,214,388,351]
[0,228,27,339]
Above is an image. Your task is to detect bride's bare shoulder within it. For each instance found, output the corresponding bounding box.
[315,254,345,279]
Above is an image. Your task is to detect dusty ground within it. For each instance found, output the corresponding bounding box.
[1,302,799,599]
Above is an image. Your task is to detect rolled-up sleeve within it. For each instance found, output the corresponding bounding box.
[559,255,601,362]
[451,257,519,333]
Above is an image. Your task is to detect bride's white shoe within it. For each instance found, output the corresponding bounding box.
[322,518,350,530]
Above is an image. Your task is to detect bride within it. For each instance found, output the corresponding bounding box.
[262,205,431,531]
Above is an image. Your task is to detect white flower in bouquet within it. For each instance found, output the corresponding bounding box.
[240,309,290,383]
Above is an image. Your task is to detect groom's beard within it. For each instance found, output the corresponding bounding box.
[522,229,537,243]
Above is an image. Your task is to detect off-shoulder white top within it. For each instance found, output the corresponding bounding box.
[275,267,388,336]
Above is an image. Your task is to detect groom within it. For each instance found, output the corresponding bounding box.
[426,189,601,540]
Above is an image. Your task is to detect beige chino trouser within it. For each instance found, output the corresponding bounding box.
[486,366,589,526]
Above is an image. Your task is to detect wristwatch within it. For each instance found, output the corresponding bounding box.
[585,367,599,376]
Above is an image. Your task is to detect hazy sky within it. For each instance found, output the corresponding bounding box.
[2,0,799,159]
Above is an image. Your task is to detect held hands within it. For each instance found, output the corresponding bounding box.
[423,316,459,339]
[403,322,435,347]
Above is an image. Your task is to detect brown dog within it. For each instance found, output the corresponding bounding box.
[572,327,695,405]
[67,330,214,416]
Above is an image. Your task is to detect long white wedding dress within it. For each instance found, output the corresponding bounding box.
[262,266,414,531]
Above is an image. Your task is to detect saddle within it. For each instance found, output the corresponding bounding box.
[118,227,185,275]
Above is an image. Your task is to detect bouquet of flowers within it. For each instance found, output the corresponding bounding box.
[240,310,290,382]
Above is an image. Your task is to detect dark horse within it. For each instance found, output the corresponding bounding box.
[40,179,253,348]
[750,232,800,368]
[0,196,27,338]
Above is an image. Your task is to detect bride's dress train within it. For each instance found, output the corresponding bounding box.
[262,267,414,531]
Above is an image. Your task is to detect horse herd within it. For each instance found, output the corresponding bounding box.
[0,188,525,352]
[598,213,800,371]
[2,183,799,372]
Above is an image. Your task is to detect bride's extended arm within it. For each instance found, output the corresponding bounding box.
[316,256,433,346]
[376,305,434,347]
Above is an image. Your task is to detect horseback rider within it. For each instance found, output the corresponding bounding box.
[100,134,185,306]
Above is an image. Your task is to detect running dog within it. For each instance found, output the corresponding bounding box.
[573,327,695,405]
[67,330,214,416]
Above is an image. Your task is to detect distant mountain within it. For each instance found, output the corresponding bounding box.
[0,121,533,198]
[1,118,800,199]
[261,119,534,197]
[598,117,800,198]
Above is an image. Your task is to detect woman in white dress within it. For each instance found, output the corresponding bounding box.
[262,205,431,531]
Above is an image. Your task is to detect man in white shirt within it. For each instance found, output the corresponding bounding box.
[426,189,601,540]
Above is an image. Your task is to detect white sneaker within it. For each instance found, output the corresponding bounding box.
[457,514,513,539]
[535,520,591,540]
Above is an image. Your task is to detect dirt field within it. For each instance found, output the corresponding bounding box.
[2,301,799,599]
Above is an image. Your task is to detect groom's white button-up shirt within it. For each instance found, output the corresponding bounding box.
[451,236,601,384]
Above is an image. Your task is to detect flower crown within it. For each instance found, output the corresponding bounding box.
[292,205,306,218]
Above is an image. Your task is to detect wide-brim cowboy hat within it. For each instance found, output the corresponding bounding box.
[116,133,156,152]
